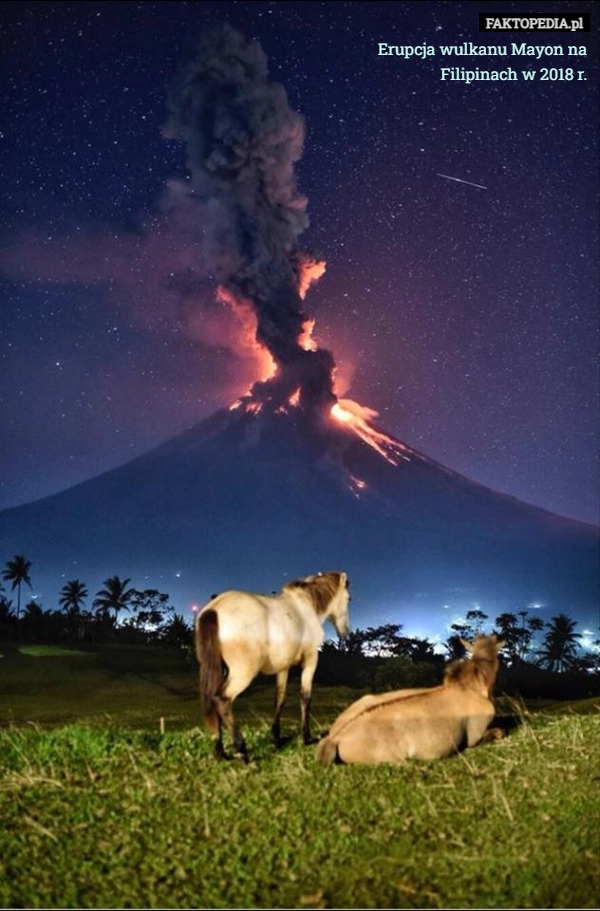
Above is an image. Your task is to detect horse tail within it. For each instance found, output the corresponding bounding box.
[315,735,340,766]
[195,609,225,729]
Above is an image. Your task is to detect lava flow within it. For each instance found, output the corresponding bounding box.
[330,400,411,467]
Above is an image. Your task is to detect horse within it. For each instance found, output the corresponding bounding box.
[315,634,504,765]
[195,571,350,760]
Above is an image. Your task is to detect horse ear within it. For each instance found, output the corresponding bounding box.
[496,638,506,650]
[340,571,348,588]
[459,638,473,653]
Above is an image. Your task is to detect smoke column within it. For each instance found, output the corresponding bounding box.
[164,24,336,416]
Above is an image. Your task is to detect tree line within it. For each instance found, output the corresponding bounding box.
[2,554,598,679]
[0,555,189,649]
[322,607,598,675]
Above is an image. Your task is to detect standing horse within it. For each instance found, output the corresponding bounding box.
[315,634,504,765]
[195,571,350,760]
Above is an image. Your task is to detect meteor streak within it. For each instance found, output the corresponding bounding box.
[436,173,488,190]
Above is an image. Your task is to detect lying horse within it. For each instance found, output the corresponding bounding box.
[315,634,504,765]
[196,571,350,760]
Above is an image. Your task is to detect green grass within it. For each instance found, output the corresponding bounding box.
[18,644,90,657]
[1,643,599,908]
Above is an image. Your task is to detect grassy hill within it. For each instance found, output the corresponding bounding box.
[1,642,599,908]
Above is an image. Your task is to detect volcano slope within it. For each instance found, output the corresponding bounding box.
[0,404,597,630]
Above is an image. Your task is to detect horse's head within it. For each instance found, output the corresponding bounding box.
[315,570,350,638]
[459,634,505,661]
[295,571,351,638]
[449,634,505,696]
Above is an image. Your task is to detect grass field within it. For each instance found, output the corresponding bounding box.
[1,642,599,909]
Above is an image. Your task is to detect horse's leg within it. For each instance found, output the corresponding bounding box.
[300,654,318,745]
[206,703,226,760]
[201,690,226,760]
[271,669,289,746]
[213,716,226,761]
[214,694,248,763]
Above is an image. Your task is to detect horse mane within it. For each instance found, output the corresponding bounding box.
[284,572,343,616]
[444,635,502,695]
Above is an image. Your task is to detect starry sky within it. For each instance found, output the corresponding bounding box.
[1,0,598,525]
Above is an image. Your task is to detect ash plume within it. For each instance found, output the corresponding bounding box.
[164,23,336,416]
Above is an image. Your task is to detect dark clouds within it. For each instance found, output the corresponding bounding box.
[164,23,336,413]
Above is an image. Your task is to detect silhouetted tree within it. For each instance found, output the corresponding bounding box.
[493,610,547,664]
[524,615,545,660]
[446,610,489,650]
[391,636,419,659]
[363,623,403,657]
[127,589,172,629]
[493,612,521,661]
[2,555,32,621]
[445,613,484,660]
[159,613,193,650]
[93,576,133,623]
[538,614,581,672]
[445,634,468,661]
[371,655,440,691]
[465,609,489,636]
[59,580,88,617]
[527,615,545,634]
[20,599,55,639]
[320,638,341,654]
[336,628,370,656]
[0,594,15,624]
[406,637,437,662]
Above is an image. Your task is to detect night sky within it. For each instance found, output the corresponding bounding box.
[1,0,598,527]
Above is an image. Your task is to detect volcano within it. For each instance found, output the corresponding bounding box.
[2,26,597,637]
[0,401,597,634]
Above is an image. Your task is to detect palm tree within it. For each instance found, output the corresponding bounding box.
[538,614,581,672]
[0,595,15,623]
[493,612,520,662]
[93,576,133,623]
[59,580,88,617]
[2,555,32,621]
[525,615,545,661]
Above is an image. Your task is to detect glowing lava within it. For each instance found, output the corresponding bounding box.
[331,400,411,467]
[349,474,368,498]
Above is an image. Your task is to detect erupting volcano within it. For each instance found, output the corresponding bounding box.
[0,25,597,633]
[163,24,421,460]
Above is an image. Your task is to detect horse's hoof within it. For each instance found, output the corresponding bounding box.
[234,751,249,764]
[273,734,294,749]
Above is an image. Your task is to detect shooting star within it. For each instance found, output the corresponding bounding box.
[436,173,488,190]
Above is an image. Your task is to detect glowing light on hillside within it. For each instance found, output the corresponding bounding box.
[349,475,367,498]
[330,399,412,466]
